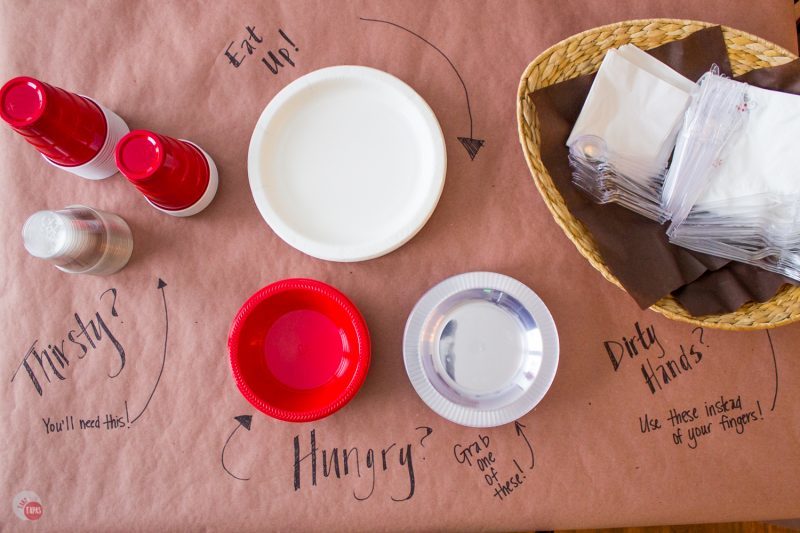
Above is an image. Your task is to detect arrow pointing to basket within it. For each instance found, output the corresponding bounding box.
[359,16,485,160]
[221,415,253,481]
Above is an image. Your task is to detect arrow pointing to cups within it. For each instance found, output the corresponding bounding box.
[126,278,169,425]
[359,16,485,160]
[221,415,253,481]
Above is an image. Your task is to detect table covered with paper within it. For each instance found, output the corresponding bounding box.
[1,0,799,530]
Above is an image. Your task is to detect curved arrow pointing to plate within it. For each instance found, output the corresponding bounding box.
[359,16,485,160]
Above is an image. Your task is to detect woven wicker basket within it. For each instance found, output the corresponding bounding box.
[517,19,800,330]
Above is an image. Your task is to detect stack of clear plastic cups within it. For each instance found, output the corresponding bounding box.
[22,205,133,276]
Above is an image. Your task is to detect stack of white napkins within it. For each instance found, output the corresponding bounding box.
[698,84,800,204]
[568,44,694,179]
[566,45,695,221]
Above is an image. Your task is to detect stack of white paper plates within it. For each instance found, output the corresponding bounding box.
[248,66,447,262]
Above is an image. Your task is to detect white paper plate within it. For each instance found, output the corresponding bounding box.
[248,66,447,262]
[404,272,559,428]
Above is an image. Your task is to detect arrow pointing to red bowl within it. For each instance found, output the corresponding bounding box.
[360,16,485,160]
[222,415,253,481]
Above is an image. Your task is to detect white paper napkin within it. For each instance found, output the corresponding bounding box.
[616,44,696,93]
[567,46,693,179]
[699,84,800,204]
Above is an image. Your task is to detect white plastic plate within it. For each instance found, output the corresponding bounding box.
[404,272,559,428]
[248,66,447,262]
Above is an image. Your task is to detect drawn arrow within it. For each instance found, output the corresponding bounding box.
[222,415,253,481]
[514,420,535,470]
[766,330,778,412]
[359,16,485,160]
[126,278,169,425]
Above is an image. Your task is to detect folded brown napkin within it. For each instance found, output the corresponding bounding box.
[529,26,797,315]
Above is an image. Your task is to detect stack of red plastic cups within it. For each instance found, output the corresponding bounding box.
[0,76,129,180]
[115,130,219,217]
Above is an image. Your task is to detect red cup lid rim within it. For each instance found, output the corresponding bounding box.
[228,278,371,422]
[0,76,47,128]
[115,129,166,181]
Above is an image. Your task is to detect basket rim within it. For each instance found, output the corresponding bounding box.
[516,18,800,330]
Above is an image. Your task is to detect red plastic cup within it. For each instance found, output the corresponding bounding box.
[0,76,129,179]
[115,130,218,217]
[228,279,371,422]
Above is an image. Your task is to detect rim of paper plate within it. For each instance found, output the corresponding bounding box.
[403,272,560,428]
[247,65,446,262]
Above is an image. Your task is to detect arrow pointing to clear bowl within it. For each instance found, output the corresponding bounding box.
[514,420,535,470]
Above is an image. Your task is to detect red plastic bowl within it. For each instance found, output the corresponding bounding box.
[228,279,371,422]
